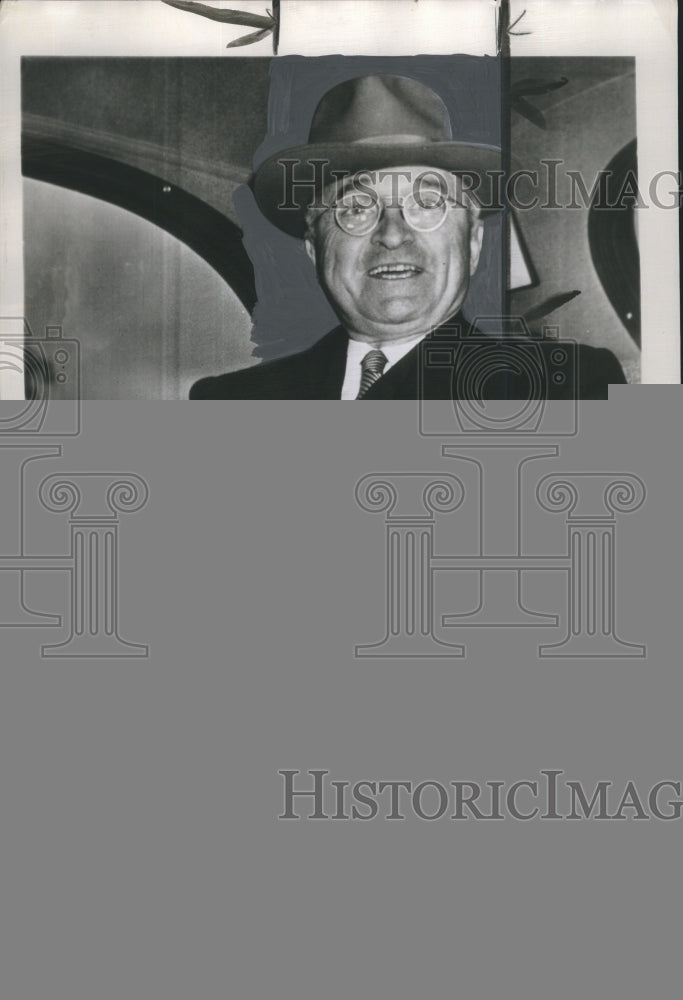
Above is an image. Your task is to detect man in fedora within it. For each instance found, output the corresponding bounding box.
[190,74,625,399]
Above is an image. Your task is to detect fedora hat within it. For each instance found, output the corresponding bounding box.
[251,73,502,238]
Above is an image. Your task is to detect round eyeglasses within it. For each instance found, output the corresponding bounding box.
[329,191,462,237]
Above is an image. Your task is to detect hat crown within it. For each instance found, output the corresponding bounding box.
[251,71,502,237]
[308,74,452,146]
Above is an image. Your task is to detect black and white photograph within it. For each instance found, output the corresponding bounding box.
[1,1,678,398]
[18,53,648,398]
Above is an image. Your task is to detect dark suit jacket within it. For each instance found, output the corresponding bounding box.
[190,316,626,400]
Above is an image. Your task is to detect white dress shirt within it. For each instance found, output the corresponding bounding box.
[340,333,427,399]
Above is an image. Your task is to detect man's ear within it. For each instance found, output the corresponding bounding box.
[304,236,317,267]
[469,218,484,276]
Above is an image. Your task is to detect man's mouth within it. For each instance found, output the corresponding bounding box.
[367,263,424,280]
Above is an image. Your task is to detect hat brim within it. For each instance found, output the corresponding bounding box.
[251,141,503,237]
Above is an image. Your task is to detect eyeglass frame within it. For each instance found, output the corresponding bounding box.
[316,189,472,237]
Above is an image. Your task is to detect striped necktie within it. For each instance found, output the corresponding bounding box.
[356,349,388,398]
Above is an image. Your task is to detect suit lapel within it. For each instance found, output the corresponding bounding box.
[362,344,420,398]
[362,316,469,399]
[295,316,470,399]
[299,326,348,398]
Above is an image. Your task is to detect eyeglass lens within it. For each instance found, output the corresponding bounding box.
[334,192,450,235]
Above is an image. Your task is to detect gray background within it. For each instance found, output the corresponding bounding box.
[0,390,680,998]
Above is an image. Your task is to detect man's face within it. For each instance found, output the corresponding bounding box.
[304,166,484,343]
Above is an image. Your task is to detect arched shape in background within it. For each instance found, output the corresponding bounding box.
[588,139,640,348]
[22,136,257,313]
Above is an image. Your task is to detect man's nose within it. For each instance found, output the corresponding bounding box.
[371,206,413,249]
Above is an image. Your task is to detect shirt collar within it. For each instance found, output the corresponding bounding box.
[345,332,427,368]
